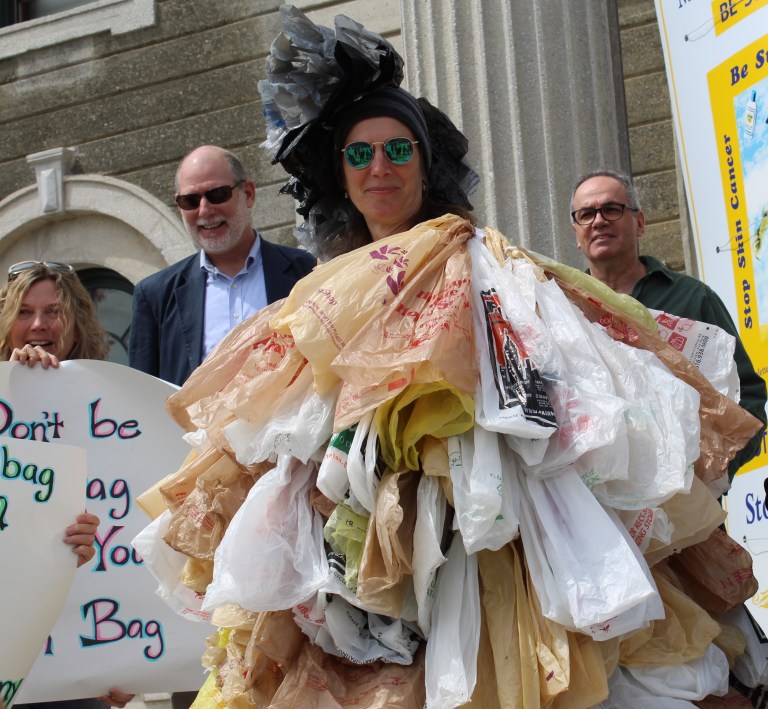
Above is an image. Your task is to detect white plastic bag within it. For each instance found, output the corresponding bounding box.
[468,237,558,441]
[522,274,629,476]
[721,603,768,687]
[625,643,729,700]
[517,466,656,635]
[581,322,700,509]
[223,366,336,465]
[294,592,422,665]
[202,456,328,612]
[650,309,740,401]
[131,510,211,622]
[595,666,700,708]
[448,427,520,554]
[347,410,379,514]
[412,474,448,636]
[317,425,357,503]
[425,530,480,708]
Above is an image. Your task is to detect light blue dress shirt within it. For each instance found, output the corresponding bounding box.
[200,232,267,357]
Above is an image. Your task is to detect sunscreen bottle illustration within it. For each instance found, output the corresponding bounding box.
[745,90,757,137]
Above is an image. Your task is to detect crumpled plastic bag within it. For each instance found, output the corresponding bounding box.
[580,321,700,509]
[317,424,358,503]
[425,530,480,709]
[166,299,286,431]
[476,543,539,708]
[412,474,448,636]
[721,604,768,688]
[595,666,700,708]
[649,309,740,401]
[202,456,328,612]
[665,527,757,613]
[620,566,721,666]
[267,642,426,709]
[293,592,421,665]
[644,476,727,567]
[223,364,337,465]
[625,642,729,701]
[131,510,211,622]
[517,465,657,636]
[468,236,558,442]
[373,382,475,473]
[448,426,520,554]
[356,469,418,619]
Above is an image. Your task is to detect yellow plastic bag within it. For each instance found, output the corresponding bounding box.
[271,214,474,394]
[372,382,474,472]
[477,543,541,708]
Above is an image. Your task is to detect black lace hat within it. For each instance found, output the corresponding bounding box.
[258,4,479,259]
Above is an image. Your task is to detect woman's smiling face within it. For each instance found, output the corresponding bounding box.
[341,116,425,240]
[10,278,75,359]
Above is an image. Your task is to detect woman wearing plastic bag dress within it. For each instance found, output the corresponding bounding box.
[141,5,766,709]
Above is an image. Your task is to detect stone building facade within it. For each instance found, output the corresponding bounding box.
[0,0,688,361]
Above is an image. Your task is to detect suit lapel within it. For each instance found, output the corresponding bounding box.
[175,259,207,372]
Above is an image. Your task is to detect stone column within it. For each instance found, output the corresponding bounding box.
[400,0,629,266]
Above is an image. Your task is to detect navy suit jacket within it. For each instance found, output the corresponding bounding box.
[128,235,316,386]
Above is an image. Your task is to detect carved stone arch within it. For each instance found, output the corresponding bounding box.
[0,174,192,284]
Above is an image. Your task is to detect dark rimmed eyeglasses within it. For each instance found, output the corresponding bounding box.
[571,202,639,226]
[175,180,245,211]
[341,137,419,170]
[8,261,75,282]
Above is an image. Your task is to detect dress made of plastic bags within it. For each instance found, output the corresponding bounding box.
[202,456,328,612]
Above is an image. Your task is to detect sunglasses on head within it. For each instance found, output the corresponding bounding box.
[175,180,245,210]
[341,137,419,170]
[8,261,75,282]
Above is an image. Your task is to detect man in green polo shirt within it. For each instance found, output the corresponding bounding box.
[569,168,766,479]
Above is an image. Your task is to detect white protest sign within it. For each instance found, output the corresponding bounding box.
[0,361,210,702]
[0,438,85,708]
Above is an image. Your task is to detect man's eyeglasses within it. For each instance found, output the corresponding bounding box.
[341,137,419,170]
[8,261,75,282]
[571,202,639,226]
[175,180,245,211]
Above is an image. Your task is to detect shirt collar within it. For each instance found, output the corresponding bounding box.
[199,230,262,276]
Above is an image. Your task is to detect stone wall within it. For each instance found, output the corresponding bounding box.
[617,0,690,271]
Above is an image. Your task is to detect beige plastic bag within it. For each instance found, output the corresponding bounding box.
[666,527,758,613]
[476,543,542,708]
[167,299,285,431]
[271,214,475,394]
[620,565,721,665]
[644,475,727,567]
[356,469,418,617]
[268,643,426,708]
[332,244,476,427]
